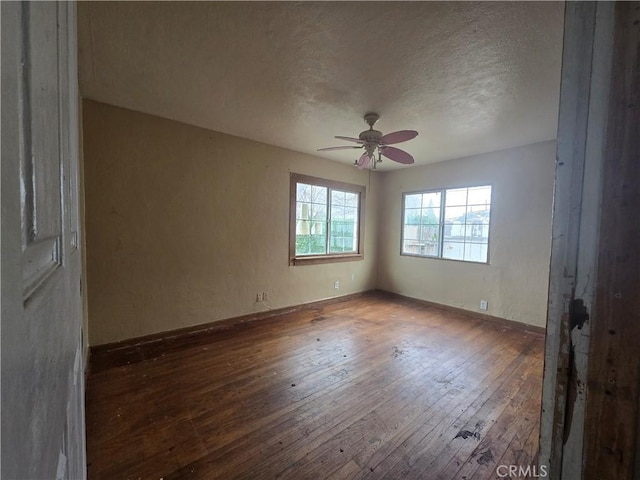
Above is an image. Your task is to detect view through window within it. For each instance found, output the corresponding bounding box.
[402,185,492,263]
[290,174,365,265]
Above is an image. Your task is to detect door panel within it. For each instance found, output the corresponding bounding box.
[1,2,86,479]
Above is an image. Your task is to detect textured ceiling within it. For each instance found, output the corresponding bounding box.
[77,2,564,170]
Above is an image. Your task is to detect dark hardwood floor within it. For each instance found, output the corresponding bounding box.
[86,292,545,479]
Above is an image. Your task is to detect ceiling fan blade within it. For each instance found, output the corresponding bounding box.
[356,153,371,170]
[380,130,418,145]
[381,146,415,164]
[335,136,365,144]
[318,146,362,152]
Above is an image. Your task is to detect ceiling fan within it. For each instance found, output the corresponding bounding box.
[318,113,418,170]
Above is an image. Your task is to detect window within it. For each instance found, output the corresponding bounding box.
[402,185,492,263]
[290,174,365,265]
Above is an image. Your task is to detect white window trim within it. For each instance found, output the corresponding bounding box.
[400,185,492,264]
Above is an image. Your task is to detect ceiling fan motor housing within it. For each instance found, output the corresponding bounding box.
[360,113,383,155]
[359,129,382,143]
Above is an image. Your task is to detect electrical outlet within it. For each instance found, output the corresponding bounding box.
[480,300,488,311]
[334,280,340,290]
[262,292,268,301]
[256,293,262,302]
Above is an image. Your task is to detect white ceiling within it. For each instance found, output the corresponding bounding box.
[77,2,564,171]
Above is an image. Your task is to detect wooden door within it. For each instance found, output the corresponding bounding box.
[539,2,640,478]
[1,2,86,479]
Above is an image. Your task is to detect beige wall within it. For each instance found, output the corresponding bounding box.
[83,100,554,345]
[376,141,555,327]
[83,100,379,345]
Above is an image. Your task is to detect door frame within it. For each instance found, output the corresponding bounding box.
[540,2,640,478]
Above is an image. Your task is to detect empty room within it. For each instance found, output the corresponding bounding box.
[2,1,638,480]
[80,2,558,478]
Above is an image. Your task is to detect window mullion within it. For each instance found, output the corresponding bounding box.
[463,188,469,261]
[439,189,445,258]
[326,188,331,254]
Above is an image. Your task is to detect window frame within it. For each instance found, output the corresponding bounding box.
[289,173,365,266]
[400,184,493,264]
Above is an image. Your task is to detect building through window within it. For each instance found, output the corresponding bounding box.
[402,185,492,263]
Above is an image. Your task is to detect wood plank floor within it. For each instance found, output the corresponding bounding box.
[86,293,545,480]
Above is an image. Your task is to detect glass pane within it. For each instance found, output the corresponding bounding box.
[467,204,490,214]
[467,186,491,206]
[464,243,488,263]
[405,193,422,209]
[310,221,325,236]
[312,185,327,204]
[330,221,342,237]
[331,190,346,207]
[423,242,439,256]
[467,204,491,225]
[296,219,311,236]
[296,235,310,255]
[297,183,312,202]
[442,222,465,241]
[294,183,365,258]
[311,203,326,221]
[329,237,344,253]
[444,206,466,224]
[421,207,439,224]
[344,207,357,221]
[402,224,419,242]
[309,234,326,254]
[345,192,358,207]
[296,202,311,221]
[331,205,345,221]
[421,233,439,256]
[404,208,421,225]
[344,222,355,237]
[419,225,440,243]
[422,192,442,210]
[442,241,464,260]
[465,224,490,243]
[343,235,356,253]
[403,238,438,257]
[403,190,442,257]
[402,239,421,255]
[445,188,467,207]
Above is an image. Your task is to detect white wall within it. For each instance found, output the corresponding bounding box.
[377,141,556,327]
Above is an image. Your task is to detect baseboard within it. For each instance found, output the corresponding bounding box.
[375,289,546,337]
[89,290,376,372]
[88,288,544,374]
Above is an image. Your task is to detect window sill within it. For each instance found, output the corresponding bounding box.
[291,254,363,266]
